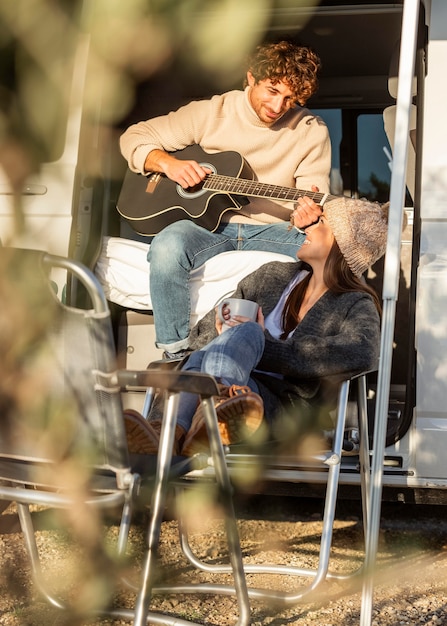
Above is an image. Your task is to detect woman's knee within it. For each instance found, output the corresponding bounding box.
[182,350,204,372]
[231,322,265,358]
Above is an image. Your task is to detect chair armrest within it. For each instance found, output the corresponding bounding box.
[116,368,220,398]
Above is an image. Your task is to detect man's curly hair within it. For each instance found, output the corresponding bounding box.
[244,41,321,106]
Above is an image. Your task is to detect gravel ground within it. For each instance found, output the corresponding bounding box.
[1,495,447,625]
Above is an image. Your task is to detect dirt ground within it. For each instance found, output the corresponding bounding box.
[1,493,447,626]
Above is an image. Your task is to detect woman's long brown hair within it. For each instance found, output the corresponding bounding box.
[280,240,382,339]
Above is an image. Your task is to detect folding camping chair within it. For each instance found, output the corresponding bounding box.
[164,370,373,606]
[130,297,374,612]
[0,247,250,626]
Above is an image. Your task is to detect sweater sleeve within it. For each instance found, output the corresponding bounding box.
[257,294,380,380]
[119,99,214,174]
[293,114,331,194]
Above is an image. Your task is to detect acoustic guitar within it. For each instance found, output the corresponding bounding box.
[117,145,335,236]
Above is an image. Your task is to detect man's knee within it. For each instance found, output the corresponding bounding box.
[148,221,192,263]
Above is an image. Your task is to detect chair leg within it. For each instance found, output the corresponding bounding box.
[117,473,140,557]
[133,391,180,626]
[16,501,66,610]
[201,396,251,625]
[357,375,371,541]
[279,378,351,602]
[133,392,251,626]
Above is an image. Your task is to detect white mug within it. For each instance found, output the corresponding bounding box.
[217,298,259,331]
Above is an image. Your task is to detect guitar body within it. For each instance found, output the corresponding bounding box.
[117,145,253,236]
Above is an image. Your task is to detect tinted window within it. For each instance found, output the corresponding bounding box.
[0,4,78,165]
[315,108,392,202]
[357,113,391,202]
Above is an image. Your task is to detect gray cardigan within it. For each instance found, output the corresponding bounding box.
[189,261,380,421]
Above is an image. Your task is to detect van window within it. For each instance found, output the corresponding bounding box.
[0,9,78,165]
[313,109,343,195]
[315,109,392,203]
[357,113,392,203]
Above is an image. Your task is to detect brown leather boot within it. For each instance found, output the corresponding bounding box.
[124,409,186,456]
[181,385,264,456]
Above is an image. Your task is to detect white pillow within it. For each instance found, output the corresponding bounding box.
[95,237,293,326]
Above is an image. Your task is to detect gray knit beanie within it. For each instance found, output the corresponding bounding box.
[324,197,390,277]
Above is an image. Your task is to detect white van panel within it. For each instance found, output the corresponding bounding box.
[0,36,89,294]
[412,417,447,479]
[416,223,447,417]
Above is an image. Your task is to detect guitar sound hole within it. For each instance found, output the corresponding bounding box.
[185,181,205,194]
[176,161,216,200]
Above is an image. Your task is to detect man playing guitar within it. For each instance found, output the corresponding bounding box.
[120,41,330,359]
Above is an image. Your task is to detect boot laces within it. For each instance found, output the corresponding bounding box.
[228,385,252,397]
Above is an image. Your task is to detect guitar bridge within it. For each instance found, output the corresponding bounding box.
[145,173,162,194]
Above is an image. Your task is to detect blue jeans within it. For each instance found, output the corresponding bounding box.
[148,220,304,351]
[175,322,265,432]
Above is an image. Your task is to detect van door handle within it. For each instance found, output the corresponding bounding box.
[0,184,48,195]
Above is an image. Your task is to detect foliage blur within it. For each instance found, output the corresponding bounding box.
[0,1,317,620]
[0,0,317,183]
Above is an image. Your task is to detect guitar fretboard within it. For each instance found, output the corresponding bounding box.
[203,174,334,205]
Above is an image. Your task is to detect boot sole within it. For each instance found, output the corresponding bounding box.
[124,409,160,455]
[217,394,264,445]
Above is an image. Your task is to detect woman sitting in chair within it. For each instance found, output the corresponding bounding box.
[126,196,392,456]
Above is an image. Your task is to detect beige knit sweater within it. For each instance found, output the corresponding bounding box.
[120,87,331,225]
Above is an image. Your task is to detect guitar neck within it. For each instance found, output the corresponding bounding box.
[203,174,336,206]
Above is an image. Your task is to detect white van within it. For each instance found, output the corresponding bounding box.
[1,0,446,503]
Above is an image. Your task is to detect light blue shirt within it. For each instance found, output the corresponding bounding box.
[263,269,309,339]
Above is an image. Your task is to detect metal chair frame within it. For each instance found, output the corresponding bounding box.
[157,372,373,607]
[0,250,250,626]
[1,248,374,624]
[131,363,372,613]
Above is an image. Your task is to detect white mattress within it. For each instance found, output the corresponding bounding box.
[95,237,292,326]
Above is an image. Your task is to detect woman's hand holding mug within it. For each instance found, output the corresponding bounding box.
[215,298,263,334]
